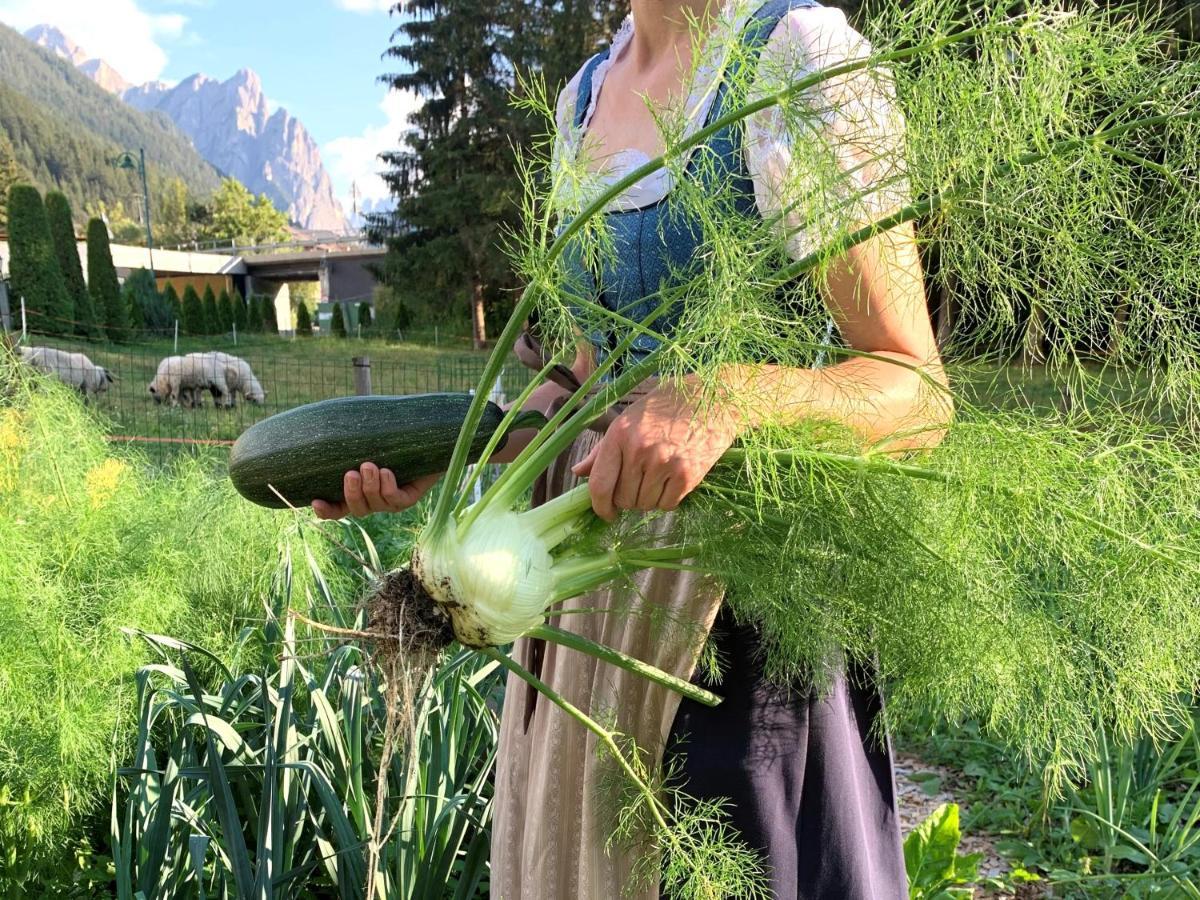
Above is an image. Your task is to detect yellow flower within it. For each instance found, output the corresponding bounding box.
[85,458,127,509]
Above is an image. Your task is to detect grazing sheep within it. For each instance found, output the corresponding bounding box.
[186,352,265,405]
[148,354,234,408]
[18,346,114,399]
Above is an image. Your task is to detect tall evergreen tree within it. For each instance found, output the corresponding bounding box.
[181,285,207,336]
[217,288,234,335]
[357,301,373,332]
[261,294,278,335]
[370,0,623,347]
[248,294,264,333]
[0,135,27,233]
[44,191,99,338]
[232,288,248,333]
[330,302,347,338]
[163,283,182,327]
[8,185,73,336]
[295,300,313,336]
[123,269,163,332]
[85,218,124,341]
[202,285,220,335]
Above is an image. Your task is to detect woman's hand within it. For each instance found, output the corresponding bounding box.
[571,381,740,521]
[311,463,441,520]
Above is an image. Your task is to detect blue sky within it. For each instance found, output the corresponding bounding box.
[0,0,418,211]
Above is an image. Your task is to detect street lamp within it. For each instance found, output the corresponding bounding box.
[113,148,156,282]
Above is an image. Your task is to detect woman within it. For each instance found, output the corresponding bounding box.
[316,0,947,895]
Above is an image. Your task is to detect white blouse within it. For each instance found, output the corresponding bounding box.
[553,0,910,261]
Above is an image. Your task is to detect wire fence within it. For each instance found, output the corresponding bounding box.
[7,333,535,466]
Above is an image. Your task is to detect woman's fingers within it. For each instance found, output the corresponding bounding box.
[311,466,440,519]
[583,438,623,522]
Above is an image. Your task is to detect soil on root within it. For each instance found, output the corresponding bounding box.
[366,566,456,660]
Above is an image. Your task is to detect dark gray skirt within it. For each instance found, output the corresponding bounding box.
[666,609,908,899]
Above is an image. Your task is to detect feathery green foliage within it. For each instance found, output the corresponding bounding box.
[294,299,313,336]
[8,184,72,336]
[202,285,220,336]
[44,191,96,339]
[180,285,206,336]
[331,302,347,338]
[357,301,373,332]
[0,352,302,887]
[384,0,1200,890]
[85,217,124,342]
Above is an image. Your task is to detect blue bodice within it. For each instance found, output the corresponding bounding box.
[560,0,819,374]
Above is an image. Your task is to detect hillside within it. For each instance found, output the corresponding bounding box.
[0,22,219,218]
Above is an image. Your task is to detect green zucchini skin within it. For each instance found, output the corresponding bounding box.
[229,393,508,509]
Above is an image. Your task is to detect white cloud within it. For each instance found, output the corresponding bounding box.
[322,88,418,218]
[333,0,393,12]
[0,0,186,84]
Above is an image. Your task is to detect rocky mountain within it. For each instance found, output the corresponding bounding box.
[20,25,348,233]
[123,69,347,232]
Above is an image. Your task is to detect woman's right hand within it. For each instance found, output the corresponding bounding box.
[311,462,441,519]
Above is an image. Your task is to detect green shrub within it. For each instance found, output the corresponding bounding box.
[217,288,234,335]
[331,302,347,338]
[357,301,373,332]
[180,285,206,335]
[231,288,248,333]
[124,269,168,333]
[162,283,182,328]
[8,185,72,336]
[0,354,307,889]
[261,294,278,334]
[85,217,123,342]
[294,299,313,336]
[247,294,264,333]
[202,285,220,336]
[44,191,98,339]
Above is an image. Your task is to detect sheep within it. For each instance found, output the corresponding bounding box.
[147,354,234,408]
[18,346,114,399]
[186,352,265,405]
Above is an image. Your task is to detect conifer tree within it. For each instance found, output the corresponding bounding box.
[248,294,264,333]
[163,283,182,327]
[85,217,124,341]
[232,288,248,333]
[217,288,234,335]
[181,285,207,335]
[0,135,27,233]
[45,191,99,339]
[8,185,73,336]
[357,301,373,332]
[331,301,347,338]
[295,300,313,336]
[262,294,278,335]
[202,285,220,335]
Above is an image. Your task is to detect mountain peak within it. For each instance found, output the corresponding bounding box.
[24,24,87,67]
[78,58,131,95]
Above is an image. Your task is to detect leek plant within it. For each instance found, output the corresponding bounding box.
[336,0,1200,893]
[113,531,499,899]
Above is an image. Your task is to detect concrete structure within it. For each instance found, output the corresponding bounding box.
[0,236,383,334]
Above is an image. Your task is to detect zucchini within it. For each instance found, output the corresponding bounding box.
[229,393,544,509]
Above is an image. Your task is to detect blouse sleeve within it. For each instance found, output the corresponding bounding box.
[745,5,910,261]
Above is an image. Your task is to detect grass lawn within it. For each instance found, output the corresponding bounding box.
[17,333,534,458]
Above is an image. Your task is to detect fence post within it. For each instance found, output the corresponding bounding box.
[353,356,372,396]
[173,319,179,354]
[20,297,26,342]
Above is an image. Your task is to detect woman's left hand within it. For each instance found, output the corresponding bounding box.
[571,380,741,521]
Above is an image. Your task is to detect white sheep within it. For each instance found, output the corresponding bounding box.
[187,352,265,405]
[148,354,234,408]
[18,346,114,399]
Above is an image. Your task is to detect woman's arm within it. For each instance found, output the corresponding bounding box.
[572,222,951,522]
